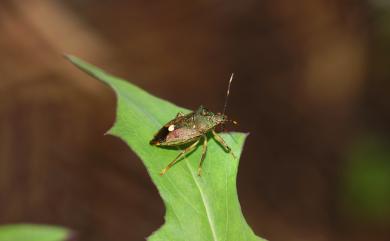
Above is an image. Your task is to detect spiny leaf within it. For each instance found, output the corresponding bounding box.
[66,55,266,241]
[0,224,71,241]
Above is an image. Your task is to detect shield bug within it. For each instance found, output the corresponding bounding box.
[150,74,237,176]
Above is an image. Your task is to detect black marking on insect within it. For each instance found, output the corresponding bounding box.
[150,74,237,176]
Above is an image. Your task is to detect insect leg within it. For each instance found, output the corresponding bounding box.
[160,139,200,176]
[212,130,236,159]
[197,135,208,176]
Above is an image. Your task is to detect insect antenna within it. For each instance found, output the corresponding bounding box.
[221,73,234,131]
[222,73,234,116]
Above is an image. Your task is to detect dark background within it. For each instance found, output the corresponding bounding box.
[0,0,389,240]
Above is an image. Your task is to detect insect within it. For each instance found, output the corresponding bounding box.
[150,74,237,176]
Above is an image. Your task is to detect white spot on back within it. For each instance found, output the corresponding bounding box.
[168,124,175,132]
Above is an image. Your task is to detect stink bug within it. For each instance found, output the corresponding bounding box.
[150,74,237,176]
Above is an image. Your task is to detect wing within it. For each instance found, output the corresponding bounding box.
[150,112,201,146]
[163,127,202,146]
[150,125,202,146]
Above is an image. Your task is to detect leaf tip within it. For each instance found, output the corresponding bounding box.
[63,53,77,63]
[105,125,122,138]
[104,128,114,136]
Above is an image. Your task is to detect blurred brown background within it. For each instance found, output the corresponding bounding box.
[0,0,389,240]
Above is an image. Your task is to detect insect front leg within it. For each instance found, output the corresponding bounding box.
[160,139,200,176]
[197,135,208,176]
[212,130,236,159]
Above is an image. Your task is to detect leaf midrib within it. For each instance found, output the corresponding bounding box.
[184,160,219,241]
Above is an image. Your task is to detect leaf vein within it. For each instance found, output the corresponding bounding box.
[184,159,219,241]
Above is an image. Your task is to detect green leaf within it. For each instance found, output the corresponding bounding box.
[0,224,70,241]
[66,55,266,241]
[342,134,390,221]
